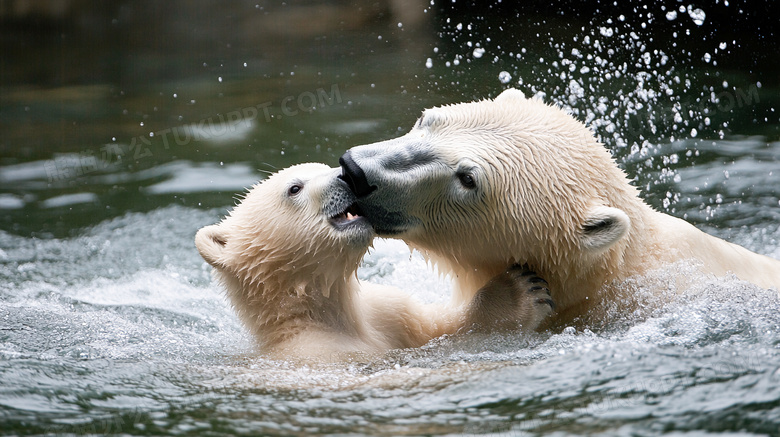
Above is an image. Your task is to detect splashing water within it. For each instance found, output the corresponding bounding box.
[2,2,779,435]
[426,3,776,218]
[1,204,779,435]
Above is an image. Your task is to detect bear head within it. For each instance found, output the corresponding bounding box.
[196,163,372,300]
[339,89,641,293]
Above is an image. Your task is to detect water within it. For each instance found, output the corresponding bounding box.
[2,219,780,435]
[2,3,780,436]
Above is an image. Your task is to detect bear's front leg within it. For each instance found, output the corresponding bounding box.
[463,264,555,333]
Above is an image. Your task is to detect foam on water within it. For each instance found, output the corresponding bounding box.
[2,203,779,434]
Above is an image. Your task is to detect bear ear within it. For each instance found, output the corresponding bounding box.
[195,224,228,268]
[495,88,526,103]
[580,206,630,252]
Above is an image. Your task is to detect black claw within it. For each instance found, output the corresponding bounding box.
[529,285,549,293]
[528,277,548,284]
[537,298,556,310]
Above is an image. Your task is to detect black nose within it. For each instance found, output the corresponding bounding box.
[339,151,376,198]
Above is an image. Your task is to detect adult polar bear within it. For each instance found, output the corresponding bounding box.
[339,88,780,326]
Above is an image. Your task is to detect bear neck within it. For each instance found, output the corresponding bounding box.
[226,248,369,350]
[419,185,651,320]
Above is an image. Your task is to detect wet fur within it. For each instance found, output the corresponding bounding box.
[343,89,780,327]
[195,163,554,361]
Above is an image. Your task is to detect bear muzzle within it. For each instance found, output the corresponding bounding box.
[339,150,376,198]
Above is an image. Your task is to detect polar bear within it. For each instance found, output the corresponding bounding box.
[194,163,554,360]
[339,88,780,326]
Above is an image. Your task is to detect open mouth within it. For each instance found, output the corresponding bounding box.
[330,203,367,229]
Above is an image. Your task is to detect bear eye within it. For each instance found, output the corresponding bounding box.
[457,172,476,189]
[288,184,302,196]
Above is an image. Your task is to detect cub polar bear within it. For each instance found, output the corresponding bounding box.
[339,88,780,326]
[195,163,553,360]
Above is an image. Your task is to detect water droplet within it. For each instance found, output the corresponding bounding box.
[719,42,727,50]
[666,11,678,20]
[472,47,485,58]
[688,8,706,25]
[703,53,712,63]
[498,71,512,84]
[425,58,433,68]
[691,128,698,137]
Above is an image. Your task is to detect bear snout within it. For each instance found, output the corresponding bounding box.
[339,151,376,198]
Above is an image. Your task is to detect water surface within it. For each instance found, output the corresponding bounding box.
[1,2,779,435]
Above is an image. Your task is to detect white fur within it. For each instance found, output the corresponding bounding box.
[195,163,464,361]
[346,88,780,326]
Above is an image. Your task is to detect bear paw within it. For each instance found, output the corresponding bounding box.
[463,264,555,333]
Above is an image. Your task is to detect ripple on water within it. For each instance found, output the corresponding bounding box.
[1,206,779,435]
